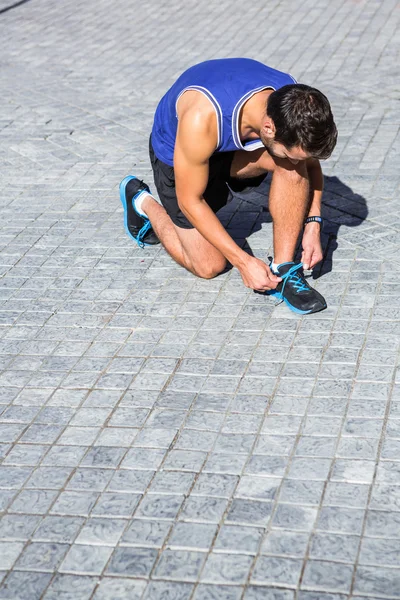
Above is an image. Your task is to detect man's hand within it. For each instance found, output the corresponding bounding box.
[238,256,282,292]
[301,222,323,270]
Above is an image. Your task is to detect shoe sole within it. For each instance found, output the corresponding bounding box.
[119,175,154,247]
[267,290,327,315]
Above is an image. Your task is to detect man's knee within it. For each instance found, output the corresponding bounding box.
[273,161,308,184]
[191,258,227,279]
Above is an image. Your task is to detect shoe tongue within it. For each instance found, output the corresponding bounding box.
[275,261,296,275]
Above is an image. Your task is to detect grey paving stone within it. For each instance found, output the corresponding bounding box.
[298,594,346,600]
[0,466,33,488]
[51,491,99,516]
[370,483,400,511]
[10,489,59,514]
[245,455,287,477]
[244,588,295,600]
[226,499,272,527]
[251,555,303,586]
[107,468,155,492]
[201,552,253,584]
[80,446,126,468]
[317,506,365,535]
[58,427,100,446]
[142,581,194,600]
[295,436,336,458]
[121,518,172,547]
[75,517,127,546]
[365,510,400,539]
[153,549,206,581]
[0,571,53,600]
[324,482,369,508]
[150,470,195,494]
[261,530,309,557]
[0,542,24,569]
[336,437,378,460]
[3,444,48,466]
[215,524,263,554]
[193,584,242,600]
[254,435,296,456]
[15,541,70,571]
[272,504,318,532]
[176,429,218,452]
[358,537,400,567]
[66,468,113,492]
[42,446,88,466]
[309,532,360,563]
[91,492,141,517]
[59,544,113,575]
[181,496,229,523]
[93,578,146,599]
[136,494,185,520]
[301,560,353,593]
[235,475,279,502]
[134,427,178,448]
[106,546,158,577]
[32,516,85,543]
[0,514,41,541]
[41,574,98,600]
[26,466,73,489]
[168,521,217,550]
[354,564,400,597]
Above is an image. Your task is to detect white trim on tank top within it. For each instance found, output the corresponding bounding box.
[175,86,223,150]
[231,86,275,151]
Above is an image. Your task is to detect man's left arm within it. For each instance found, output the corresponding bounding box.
[301,158,324,270]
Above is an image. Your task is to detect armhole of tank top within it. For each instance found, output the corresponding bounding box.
[175,86,222,150]
[231,86,275,150]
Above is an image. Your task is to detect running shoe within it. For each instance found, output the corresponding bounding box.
[268,261,327,314]
[119,175,160,247]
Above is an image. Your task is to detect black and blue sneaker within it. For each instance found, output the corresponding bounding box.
[119,175,160,248]
[268,262,327,314]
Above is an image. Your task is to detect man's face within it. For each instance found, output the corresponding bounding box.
[261,136,311,164]
[259,120,311,164]
[265,141,310,164]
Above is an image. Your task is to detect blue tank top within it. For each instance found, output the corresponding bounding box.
[151,58,296,166]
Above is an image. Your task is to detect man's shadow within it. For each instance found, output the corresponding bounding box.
[218,174,368,279]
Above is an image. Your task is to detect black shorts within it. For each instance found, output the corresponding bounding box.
[149,135,266,229]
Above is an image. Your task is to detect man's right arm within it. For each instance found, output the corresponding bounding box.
[174,98,281,291]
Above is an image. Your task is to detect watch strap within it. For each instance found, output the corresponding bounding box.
[305,216,323,226]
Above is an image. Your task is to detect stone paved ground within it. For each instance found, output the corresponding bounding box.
[0,0,400,598]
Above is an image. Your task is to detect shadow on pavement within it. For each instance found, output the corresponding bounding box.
[0,0,32,15]
[218,174,369,278]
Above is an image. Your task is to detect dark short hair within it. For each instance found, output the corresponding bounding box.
[266,84,337,159]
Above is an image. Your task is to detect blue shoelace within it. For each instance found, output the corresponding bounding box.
[279,263,309,294]
[136,219,152,248]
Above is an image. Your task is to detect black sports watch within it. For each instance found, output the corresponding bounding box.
[304,216,323,228]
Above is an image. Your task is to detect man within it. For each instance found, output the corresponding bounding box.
[119,58,337,314]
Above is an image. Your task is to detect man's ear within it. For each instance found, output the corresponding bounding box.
[262,117,276,140]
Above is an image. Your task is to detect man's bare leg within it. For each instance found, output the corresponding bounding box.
[230,149,310,264]
[141,195,226,279]
[268,163,310,264]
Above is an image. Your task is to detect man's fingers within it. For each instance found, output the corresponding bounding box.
[309,252,323,269]
[266,268,282,283]
[302,249,312,271]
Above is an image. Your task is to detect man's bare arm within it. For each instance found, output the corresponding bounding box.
[301,158,324,269]
[174,94,281,290]
[306,158,323,218]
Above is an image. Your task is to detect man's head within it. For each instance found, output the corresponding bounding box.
[261,84,337,161]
